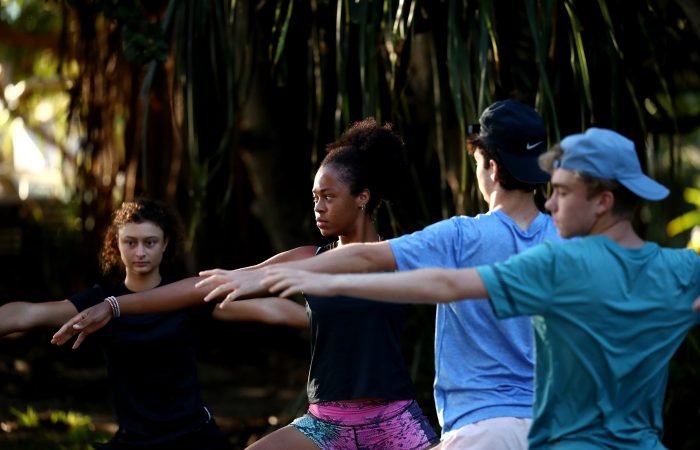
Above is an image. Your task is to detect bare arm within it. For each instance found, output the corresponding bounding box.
[106,245,320,315]
[50,277,212,348]
[51,245,319,348]
[212,297,308,329]
[0,300,78,337]
[261,267,488,304]
[198,241,396,304]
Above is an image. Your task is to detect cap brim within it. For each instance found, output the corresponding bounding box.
[619,176,669,201]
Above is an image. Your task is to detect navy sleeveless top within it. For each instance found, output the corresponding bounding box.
[305,242,416,403]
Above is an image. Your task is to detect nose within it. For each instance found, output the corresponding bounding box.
[544,194,556,213]
[314,200,325,213]
[135,242,147,257]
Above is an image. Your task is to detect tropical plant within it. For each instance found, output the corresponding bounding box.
[1,0,700,444]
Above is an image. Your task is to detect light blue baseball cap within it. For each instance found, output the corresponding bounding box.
[558,128,669,201]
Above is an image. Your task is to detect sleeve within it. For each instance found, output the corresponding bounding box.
[68,285,106,312]
[389,217,475,270]
[477,242,558,319]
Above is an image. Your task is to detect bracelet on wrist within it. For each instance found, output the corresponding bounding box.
[104,296,121,318]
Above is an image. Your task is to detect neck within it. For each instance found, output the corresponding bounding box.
[590,215,644,248]
[124,271,162,292]
[488,188,540,231]
[337,217,380,247]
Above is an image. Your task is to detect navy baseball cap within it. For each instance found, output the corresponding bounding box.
[558,128,669,200]
[474,100,550,184]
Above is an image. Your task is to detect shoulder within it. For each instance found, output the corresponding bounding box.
[656,246,700,280]
[424,215,483,238]
[263,245,318,265]
[660,246,700,263]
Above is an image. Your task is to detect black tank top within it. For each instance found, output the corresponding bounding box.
[305,242,416,403]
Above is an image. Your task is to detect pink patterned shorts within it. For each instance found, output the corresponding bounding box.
[291,399,438,449]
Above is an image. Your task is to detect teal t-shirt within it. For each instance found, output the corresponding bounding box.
[477,236,700,449]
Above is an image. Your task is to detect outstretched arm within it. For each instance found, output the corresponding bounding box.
[261,266,487,304]
[212,297,308,329]
[94,246,320,316]
[0,300,78,337]
[51,246,318,348]
[198,241,396,305]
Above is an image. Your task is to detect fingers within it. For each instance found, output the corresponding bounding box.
[52,303,112,348]
[198,268,228,278]
[261,269,303,298]
[51,313,85,346]
[279,286,302,298]
[218,292,238,308]
[196,272,240,302]
[194,276,217,290]
[204,281,239,302]
[73,302,111,331]
[196,270,232,290]
[72,331,87,350]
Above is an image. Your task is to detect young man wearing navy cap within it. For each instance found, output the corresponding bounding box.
[263,127,700,449]
[196,100,561,449]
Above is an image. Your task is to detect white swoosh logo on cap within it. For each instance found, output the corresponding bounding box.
[526,141,543,150]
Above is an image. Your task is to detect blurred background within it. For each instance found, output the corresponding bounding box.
[0,0,698,448]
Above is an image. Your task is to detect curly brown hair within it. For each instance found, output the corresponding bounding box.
[99,199,186,276]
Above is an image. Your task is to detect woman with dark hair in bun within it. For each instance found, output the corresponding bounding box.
[246,118,438,449]
[54,119,439,450]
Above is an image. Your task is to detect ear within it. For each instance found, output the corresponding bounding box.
[489,159,501,183]
[356,189,370,209]
[595,190,615,216]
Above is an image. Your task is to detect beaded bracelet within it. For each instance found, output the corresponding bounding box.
[104,296,121,318]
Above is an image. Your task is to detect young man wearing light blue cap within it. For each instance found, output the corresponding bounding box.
[261,127,700,449]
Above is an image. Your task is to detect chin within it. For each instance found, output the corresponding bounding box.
[559,231,574,239]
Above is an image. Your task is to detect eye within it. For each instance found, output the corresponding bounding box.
[312,195,319,203]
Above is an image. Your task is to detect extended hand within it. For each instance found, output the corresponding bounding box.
[261,268,337,298]
[196,268,267,306]
[51,301,113,349]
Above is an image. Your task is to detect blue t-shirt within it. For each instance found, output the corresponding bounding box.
[389,210,560,433]
[478,236,700,449]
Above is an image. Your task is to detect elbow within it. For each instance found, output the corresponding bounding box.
[433,272,467,303]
